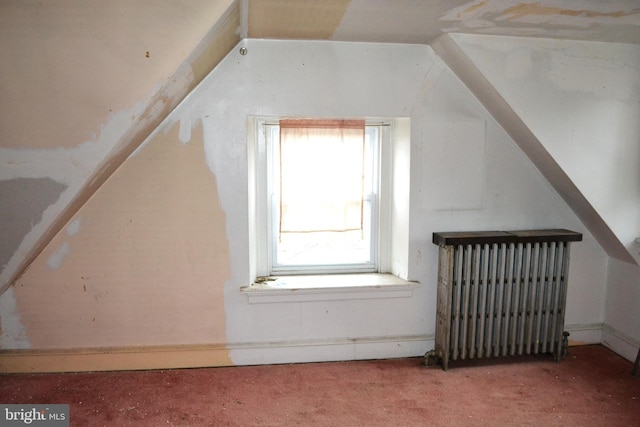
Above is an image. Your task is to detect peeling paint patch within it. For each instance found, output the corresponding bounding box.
[12,121,232,351]
[46,242,70,270]
[0,0,240,296]
[0,178,67,271]
[0,96,163,185]
[0,287,30,349]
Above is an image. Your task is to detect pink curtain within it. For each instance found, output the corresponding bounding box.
[279,119,365,234]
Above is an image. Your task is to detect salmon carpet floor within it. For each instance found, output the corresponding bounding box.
[1,345,639,426]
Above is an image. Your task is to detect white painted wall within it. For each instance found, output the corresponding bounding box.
[604,258,640,362]
[451,34,640,361]
[172,39,607,365]
[452,34,640,265]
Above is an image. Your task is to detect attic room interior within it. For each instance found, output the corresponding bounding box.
[1,0,639,424]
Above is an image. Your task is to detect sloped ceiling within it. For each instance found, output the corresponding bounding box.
[1,0,639,293]
[248,0,640,44]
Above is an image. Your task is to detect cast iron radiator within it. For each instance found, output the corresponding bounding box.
[426,229,582,370]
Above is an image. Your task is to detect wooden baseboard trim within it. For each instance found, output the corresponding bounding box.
[0,344,233,373]
[5,326,606,374]
[0,335,431,373]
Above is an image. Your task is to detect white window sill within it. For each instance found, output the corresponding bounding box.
[240,273,420,304]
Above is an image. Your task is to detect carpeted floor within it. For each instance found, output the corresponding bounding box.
[1,345,639,426]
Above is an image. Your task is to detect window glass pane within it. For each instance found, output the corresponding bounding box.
[270,121,379,273]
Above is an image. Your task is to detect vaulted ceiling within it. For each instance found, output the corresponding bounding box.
[1,0,639,293]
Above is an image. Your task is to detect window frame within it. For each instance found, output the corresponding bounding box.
[253,117,393,277]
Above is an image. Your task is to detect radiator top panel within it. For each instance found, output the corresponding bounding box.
[432,229,583,246]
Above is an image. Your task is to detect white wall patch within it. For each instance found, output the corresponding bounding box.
[46,242,70,270]
[0,287,31,349]
[179,115,192,144]
[66,217,82,237]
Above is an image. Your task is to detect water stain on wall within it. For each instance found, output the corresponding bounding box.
[13,121,232,364]
[448,0,638,31]
[501,4,632,21]
[459,0,489,18]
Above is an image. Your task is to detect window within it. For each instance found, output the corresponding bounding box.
[253,118,392,276]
